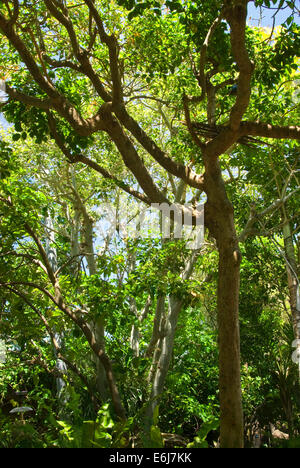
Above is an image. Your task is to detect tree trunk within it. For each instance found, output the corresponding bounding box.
[282,220,300,341]
[282,219,300,381]
[44,212,68,401]
[144,295,182,434]
[80,208,109,401]
[130,322,140,357]
[130,296,152,357]
[217,241,243,448]
[144,247,200,437]
[69,166,110,402]
[204,159,244,448]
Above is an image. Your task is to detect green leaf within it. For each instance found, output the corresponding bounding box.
[150,425,164,448]
[12,133,21,141]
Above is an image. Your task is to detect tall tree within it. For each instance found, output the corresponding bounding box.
[0,0,299,447]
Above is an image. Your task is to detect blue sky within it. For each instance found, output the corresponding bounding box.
[0,113,9,129]
[247,2,300,27]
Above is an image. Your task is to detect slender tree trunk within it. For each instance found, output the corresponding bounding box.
[282,220,300,341]
[130,296,152,357]
[144,295,182,434]
[44,213,68,401]
[143,246,200,441]
[69,208,81,274]
[93,317,109,399]
[282,219,300,382]
[69,169,109,402]
[73,314,126,420]
[130,319,140,357]
[146,295,166,359]
[204,159,244,448]
[81,208,109,401]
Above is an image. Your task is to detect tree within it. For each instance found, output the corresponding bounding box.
[0,0,299,447]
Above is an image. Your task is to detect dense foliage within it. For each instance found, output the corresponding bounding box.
[0,0,299,448]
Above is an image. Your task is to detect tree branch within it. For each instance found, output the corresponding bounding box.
[4,284,99,405]
[47,111,152,204]
[5,84,52,109]
[224,0,254,131]
[240,121,300,140]
[196,12,224,99]
[44,0,111,102]
[183,95,206,150]
[115,105,206,190]
[0,278,126,419]
[83,0,123,105]
[238,189,300,242]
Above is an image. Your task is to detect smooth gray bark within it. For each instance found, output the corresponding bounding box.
[80,200,109,401]
[282,220,300,382]
[283,221,300,341]
[144,295,183,433]
[144,250,199,433]
[44,213,68,399]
